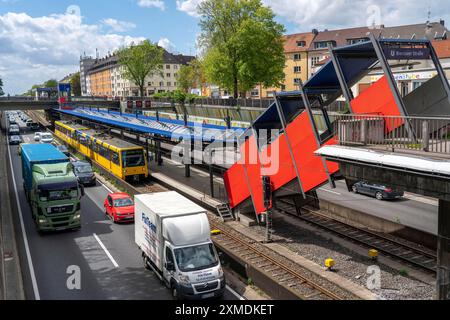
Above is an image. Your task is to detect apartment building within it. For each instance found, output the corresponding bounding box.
[86,49,194,98]
[80,55,95,96]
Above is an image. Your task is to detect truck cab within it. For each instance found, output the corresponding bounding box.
[21,144,84,232]
[136,192,226,300]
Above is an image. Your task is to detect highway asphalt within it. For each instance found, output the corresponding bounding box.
[317,181,438,235]
[5,118,241,300]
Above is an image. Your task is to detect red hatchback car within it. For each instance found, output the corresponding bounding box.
[104,193,135,223]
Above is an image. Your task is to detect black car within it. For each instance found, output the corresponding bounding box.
[352,181,404,200]
[72,161,96,186]
[57,145,71,157]
[9,135,22,145]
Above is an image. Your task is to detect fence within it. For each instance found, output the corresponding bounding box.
[333,114,450,155]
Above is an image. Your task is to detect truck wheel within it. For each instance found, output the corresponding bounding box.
[171,286,179,300]
[143,256,150,270]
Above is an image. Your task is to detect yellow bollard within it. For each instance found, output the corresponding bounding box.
[211,229,222,236]
[325,258,335,271]
[369,249,379,260]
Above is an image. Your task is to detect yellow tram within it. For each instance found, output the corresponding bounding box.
[55,121,149,182]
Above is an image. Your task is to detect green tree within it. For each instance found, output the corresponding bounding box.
[44,79,58,88]
[176,59,206,93]
[0,77,4,96]
[117,40,164,98]
[70,72,81,96]
[198,0,286,99]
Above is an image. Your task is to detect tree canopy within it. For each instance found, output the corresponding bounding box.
[117,40,164,97]
[70,72,81,96]
[198,0,286,98]
[44,79,58,88]
[176,59,206,93]
[0,77,4,96]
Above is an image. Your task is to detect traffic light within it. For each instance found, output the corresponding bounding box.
[262,176,272,209]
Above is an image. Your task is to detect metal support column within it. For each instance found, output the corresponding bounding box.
[274,95,306,199]
[437,199,450,300]
[209,148,214,198]
[157,140,162,166]
[329,46,354,112]
[370,35,416,141]
[300,84,336,188]
[184,138,191,177]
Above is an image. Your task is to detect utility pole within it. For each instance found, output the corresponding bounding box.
[262,176,273,243]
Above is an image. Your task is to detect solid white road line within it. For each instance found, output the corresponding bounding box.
[93,233,119,268]
[318,188,342,195]
[99,181,114,194]
[225,285,246,300]
[7,143,41,300]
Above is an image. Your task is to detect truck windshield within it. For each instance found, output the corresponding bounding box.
[38,182,79,201]
[122,150,145,168]
[174,243,219,272]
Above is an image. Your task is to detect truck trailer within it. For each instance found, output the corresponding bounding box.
[21,143,84,232]
[135,191,225,300]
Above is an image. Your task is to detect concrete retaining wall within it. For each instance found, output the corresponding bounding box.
[319,198,437,250]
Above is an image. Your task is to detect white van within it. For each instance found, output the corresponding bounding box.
[135,191,225,300]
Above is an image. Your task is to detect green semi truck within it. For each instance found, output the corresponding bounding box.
[21,143,84,232]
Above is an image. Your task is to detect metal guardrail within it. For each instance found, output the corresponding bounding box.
[332,114,450,155]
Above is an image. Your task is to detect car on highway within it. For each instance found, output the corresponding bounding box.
[30,122,40,131]
[352,181,404,200]
[56,145,71,157]
[72,160,96,186]
[9,124,20,135]
[104,193,135,223]
[9,135,22,145]
[9,117,17,125]
[40,133,54,144]
[34,132,41,141]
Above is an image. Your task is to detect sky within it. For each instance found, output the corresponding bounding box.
[0,0,449,95]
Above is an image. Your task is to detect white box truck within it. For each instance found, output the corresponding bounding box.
[135,191,226,300]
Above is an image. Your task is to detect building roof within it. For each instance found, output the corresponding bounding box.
[310,26,381,51]
[432,39,450,59]
[284,32,317,53]
[308,21,448,52]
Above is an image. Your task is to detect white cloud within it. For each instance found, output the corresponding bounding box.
[262,0,450,32]
[101,18,136,32]
[176,0,204,17]
[0,12,144,94]
[137,0,165,10]
[175,0,450,32]
[158,37,177,53]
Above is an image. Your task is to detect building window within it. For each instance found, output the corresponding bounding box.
[293,78,301,85]
[251,89,259,97]
[167,82,171,87]
[347,38,369,45]
[296,41,306,47]
[174,82,177,87]
[314,41,335,49]
[311,56,321,66]
[294,66,301,73]
[159,81,164,87]
[166,73,171,78]
[174,65,178,70]
[174,73,178,78]
[293,53,301,61]
[166,65,170,69]
[281,85,286,92]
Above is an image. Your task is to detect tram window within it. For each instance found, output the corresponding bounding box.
[122,149,145,168]
[111,151,120,165]
[99,145,110,160]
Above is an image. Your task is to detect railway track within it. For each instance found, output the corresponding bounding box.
[276,199,437,274]
[209,217,359,300]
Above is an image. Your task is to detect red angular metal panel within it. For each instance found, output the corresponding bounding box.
[351,76,404,132]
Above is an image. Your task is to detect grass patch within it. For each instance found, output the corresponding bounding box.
[399,269,409,277]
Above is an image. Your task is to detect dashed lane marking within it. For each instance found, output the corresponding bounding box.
[93,233,119,268]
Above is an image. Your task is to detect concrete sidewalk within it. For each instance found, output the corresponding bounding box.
[0,128,25,300]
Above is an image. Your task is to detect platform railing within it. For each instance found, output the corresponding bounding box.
[332,114,450,155]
